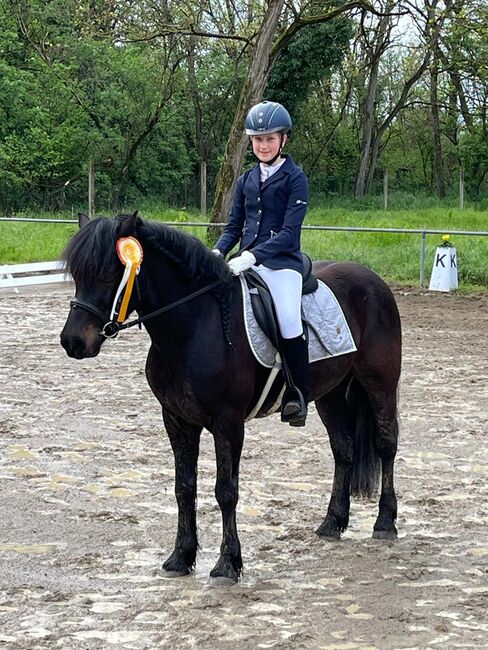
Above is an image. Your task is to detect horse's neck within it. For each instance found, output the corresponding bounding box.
[138,257,218,348]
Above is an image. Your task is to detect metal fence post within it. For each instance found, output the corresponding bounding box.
[88,160,95,218]
[420,231,427,287]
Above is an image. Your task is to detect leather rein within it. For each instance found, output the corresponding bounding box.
[70,279,224,340]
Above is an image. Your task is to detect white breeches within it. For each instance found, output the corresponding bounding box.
[252,265,303,338]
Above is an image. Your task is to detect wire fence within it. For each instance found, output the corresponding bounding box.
[1,217,487,288]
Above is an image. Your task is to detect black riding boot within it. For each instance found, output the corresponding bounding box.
[280,334,309,427]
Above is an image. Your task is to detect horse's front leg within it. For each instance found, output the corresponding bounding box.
[162,410,202,576]
[210,421,245,583]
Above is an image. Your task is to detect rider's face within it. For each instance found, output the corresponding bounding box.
[251,133,286,163]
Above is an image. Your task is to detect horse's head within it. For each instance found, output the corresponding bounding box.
[60,211,141,358]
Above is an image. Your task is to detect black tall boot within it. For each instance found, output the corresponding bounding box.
[280,334,309,427]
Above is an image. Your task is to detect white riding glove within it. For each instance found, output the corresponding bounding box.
[212,249,223,256]
[227,251,256,275]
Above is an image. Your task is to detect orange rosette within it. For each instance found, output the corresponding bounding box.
[116,237,143,267]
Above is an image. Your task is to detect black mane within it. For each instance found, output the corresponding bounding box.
[136,218,232,288]
[62,214,232,287]
[62,214,234,343]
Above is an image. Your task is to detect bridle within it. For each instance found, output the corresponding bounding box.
[69,236,224,339]
[70,278,223,339]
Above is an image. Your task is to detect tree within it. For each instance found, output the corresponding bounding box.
[211,0,374,226]
[352,0,454,198]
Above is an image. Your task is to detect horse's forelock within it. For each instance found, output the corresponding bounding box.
[62,217,118,284]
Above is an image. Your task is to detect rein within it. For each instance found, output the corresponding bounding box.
[70,278,224,339]
[69,234,226,339]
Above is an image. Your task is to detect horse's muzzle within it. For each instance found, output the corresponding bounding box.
[60,332,100,359]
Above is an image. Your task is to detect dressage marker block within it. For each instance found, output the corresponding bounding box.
[429,246,458,292]
[0,260,70,292]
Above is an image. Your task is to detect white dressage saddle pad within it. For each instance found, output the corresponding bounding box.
[241,276,357,368]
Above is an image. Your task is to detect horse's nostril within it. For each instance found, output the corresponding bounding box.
[60,333,86,359]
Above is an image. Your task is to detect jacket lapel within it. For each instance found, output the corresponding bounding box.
[248,165,261,190]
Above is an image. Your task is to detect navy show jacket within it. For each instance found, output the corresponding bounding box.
[215,155,308,273]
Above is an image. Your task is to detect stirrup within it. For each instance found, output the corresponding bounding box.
[281,389,307,427]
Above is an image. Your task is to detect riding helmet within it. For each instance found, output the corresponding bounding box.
[245,101,292,136]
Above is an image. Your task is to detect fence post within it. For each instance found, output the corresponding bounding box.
[200,160,207,215]
[383,168,388,210]
[459,166,464,210]
[420,231,427,287]
[88,160,95,218]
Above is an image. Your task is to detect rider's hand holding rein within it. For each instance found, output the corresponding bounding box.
[227,251,256,275]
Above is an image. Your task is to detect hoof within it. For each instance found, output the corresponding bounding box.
[373,528,397,540]
[316,523,341,540]
[209,575,238,586]
[162,551,193,576]
[161,567,191,578]
[210,556,241,584]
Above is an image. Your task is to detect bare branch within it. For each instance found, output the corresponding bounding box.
[120,24,251,44]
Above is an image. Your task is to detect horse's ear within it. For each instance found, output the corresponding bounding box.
[78,213,90,229]
[117,210,141,237]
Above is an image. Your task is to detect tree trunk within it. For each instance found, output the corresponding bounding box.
[354,3,394,199]
[188,38,207,212]
[210,0,286,231]
[200,160,207,214]
[355,56,381,198]
[430,51,445,198]
[365,129,382,194]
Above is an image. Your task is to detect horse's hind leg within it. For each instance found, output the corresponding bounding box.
[162,411,202,576]
[368,387,399,540]
[355,377,399,539]
[315,379,354,539]
[210,419,244,583]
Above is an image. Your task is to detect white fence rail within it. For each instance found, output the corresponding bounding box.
[0,260,70,290]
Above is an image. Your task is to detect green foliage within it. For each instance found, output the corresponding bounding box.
[459,133,488,197]
[266,18,352,115]
[0,0,487,214]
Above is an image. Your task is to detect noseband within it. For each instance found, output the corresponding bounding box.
[69,297,122,338]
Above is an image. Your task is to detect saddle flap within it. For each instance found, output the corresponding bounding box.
[246,270,281,348]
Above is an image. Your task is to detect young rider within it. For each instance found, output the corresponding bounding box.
[213,100,309,426]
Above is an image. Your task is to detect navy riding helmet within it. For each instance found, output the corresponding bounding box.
[245,101,292,136]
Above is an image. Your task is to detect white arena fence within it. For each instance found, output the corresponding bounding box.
[0,217,487,289]
[0,260,69,291]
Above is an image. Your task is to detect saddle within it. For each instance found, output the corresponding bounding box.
[244,254,318,350]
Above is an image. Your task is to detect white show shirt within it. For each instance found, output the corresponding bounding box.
[259,157,286,183]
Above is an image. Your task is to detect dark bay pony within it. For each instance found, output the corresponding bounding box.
[60,211,401,583]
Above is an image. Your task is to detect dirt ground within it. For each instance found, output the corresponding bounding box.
[0,283,487,650]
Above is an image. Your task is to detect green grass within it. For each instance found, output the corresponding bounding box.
[1,204,487,289]
[301,207,488,289]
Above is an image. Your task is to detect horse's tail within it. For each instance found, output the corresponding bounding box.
[346,377,380,497]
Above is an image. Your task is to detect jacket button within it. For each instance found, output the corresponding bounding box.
[257,209,262,214]
[256,221,260,225]
[257,197,261,202]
